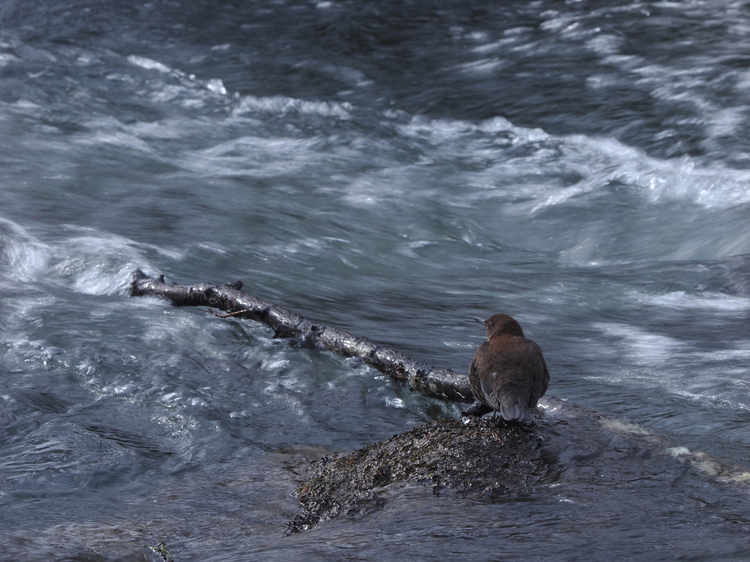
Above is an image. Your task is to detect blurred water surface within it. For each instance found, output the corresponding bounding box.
[2,0,750,559]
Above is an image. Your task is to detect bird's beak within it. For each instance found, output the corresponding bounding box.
[473,317,485,325]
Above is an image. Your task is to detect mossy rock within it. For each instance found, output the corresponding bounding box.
[289,416,556,532]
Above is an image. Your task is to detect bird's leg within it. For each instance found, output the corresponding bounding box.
[461,401,493,417]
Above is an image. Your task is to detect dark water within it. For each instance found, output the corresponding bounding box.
[2,0,750,559]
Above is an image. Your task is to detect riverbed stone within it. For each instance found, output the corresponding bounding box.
[289,416,557,532]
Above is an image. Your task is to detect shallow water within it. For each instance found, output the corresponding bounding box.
[2,0,750,559]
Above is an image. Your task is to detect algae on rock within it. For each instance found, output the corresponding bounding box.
[290,416,556,532]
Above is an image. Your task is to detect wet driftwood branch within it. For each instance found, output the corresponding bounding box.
[129,270,473,403]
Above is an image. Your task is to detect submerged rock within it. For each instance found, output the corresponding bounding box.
[289,416,557,532]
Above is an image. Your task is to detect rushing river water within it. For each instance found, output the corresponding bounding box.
[3,0,750,559]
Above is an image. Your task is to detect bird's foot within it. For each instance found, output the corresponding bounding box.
[461,401,493,417]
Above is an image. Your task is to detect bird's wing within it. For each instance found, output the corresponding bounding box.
[527,340,550,406]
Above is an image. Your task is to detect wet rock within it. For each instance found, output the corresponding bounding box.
[289,416,557,532]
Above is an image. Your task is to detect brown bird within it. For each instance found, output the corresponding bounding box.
[463,313,550,421]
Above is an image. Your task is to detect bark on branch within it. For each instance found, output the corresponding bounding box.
[129,270,473,403]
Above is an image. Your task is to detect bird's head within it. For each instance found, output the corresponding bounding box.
[475,313,524,340]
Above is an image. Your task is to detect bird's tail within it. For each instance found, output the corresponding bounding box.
[500,400,533,421]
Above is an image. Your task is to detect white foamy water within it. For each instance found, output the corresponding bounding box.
[2,0,750,560]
